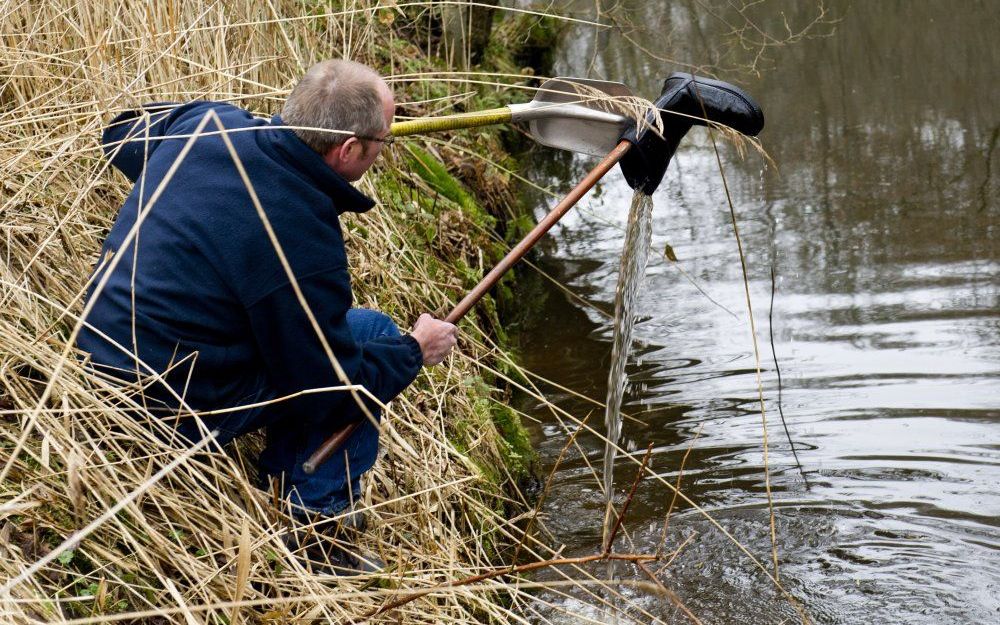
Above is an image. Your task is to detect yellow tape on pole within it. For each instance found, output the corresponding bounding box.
[390,107,513,137]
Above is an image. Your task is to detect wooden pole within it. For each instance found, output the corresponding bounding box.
[302,140,632,474]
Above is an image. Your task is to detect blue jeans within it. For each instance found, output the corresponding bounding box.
[181,308,399,516]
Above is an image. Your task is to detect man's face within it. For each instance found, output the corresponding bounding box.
[326,83,395,182]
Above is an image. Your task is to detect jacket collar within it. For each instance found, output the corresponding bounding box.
[264,114,375,214]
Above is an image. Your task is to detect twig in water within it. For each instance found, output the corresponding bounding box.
[769,263,809,489]
[511,416,589,567]
[636,560,703,625]
[655,531,697,577]
[604,443,653,554]
[354,551,659,623]
[697,81,780,582]
[657,423,703,556]
[671,260,740,320]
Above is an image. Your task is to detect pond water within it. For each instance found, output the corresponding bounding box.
[515,1,999,622]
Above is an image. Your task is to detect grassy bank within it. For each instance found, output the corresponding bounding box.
[0,2,557,622]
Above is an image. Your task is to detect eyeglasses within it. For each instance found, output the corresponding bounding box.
[355,133,395,146]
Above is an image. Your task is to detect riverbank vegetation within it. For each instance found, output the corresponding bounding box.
[0,1,564,622]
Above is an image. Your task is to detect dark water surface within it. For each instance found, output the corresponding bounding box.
[515,1,999,623]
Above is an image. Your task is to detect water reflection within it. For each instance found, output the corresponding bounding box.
[515,0,999,622]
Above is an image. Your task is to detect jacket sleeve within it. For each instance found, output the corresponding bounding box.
[100,101,221,182]
[245,266,424,426]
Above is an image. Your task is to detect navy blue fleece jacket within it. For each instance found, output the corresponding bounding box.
[79,101,423,442]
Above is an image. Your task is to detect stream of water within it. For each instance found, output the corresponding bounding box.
[603,192,655,549]
[601,192,654,622]
[515,1,998,623]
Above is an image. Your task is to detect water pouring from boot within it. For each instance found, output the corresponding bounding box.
[603,73,765,548]
[600,76,764,605]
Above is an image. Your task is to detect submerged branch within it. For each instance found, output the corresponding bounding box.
[355,551,660,623]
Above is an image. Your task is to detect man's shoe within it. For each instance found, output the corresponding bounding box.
[327,545,385,576]
[284,511,384,576]
[333,507,368,533]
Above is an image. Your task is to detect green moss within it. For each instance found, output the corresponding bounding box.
[447,376,535,485]
[405,145,479,214]
[489,400,533,478]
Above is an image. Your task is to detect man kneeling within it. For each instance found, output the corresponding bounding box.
[78,59,457,573]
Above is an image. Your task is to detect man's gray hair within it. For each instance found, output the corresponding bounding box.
[282,60,388,154]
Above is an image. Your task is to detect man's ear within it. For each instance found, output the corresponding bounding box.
[338,137,363,162]
[323,138,357,171]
